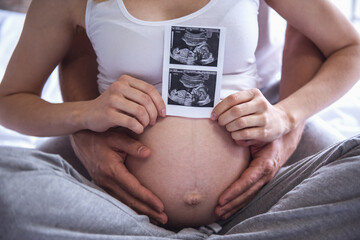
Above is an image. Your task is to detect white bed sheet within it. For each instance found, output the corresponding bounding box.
[0,9,359,149]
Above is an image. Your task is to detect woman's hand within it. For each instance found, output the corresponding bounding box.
[83,75,166,134]
[211,89,292,145]
[70,128,168,225]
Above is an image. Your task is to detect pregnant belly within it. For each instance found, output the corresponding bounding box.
[126,117,250,228]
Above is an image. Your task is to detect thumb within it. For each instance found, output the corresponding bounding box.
[249,142,267,155]
[135,144,151,158]
[111,131,151,159]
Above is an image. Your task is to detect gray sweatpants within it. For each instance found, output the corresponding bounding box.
[1,135,360,240]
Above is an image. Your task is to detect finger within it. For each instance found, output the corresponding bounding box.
[216,176,268,219]
[215,197,249,219]
[150,218,160,226]
[231,127,271,142]
[109,94,151,128]
[112,162,165,214]
[235,139,263,147]
[225,114,266,132]
[222,198,252,220]
[218,165,264,206]
[128,76,166,117]
[105,180,168,225]
[90,147,164,218]
[121,87,159,125]
[217,102,257,127]
[109,130,151,158]
[108,109,144,134]
[211,90,256,120]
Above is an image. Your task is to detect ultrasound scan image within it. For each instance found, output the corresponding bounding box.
[170,26,220,67]
[168,69,217,107]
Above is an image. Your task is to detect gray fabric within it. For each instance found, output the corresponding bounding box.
[37,136,91,180]
[216,135,360,239]
[0,146,205,240]
[286,115,344,165]
[1,135,360,239]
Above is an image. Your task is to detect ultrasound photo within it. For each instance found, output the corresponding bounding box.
[169,26,221,67]
[168,69,217,107]
[162,25,225,118]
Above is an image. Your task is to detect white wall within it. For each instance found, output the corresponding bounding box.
[332,0,352,18]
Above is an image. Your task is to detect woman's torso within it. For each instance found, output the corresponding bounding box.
[127,117,250,227]
[85,0,260,95]
[83,0,260,228]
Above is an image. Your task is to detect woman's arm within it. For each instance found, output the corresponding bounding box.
[0,0,165,137]
[269,0,360,131]
[0,0,87,136]
[213,0,360,143]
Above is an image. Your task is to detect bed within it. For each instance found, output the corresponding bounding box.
[0,7,360,149]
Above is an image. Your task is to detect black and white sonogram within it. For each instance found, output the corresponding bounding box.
[168,69,217,107]
[169,26,220,67]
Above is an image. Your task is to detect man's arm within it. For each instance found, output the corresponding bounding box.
[60,27,167,225]
[280,24,325,102]
[215,25,325,219]
[274,23,327,162]
[273,23,326,163]
[59,26,99,102]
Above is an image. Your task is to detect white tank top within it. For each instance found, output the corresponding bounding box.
[85,0,260,99]
[256,1,286,89]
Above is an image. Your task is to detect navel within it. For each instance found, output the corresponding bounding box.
[183,191,204,206]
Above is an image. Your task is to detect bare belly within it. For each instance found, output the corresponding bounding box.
[126,117,250,228]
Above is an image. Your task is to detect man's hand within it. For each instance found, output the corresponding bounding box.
[70,128,168,225]
[215,125,303,219]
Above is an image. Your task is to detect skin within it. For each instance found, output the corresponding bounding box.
[61,2,359,224]
[214,24,326,218]
[0,0,360,225]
